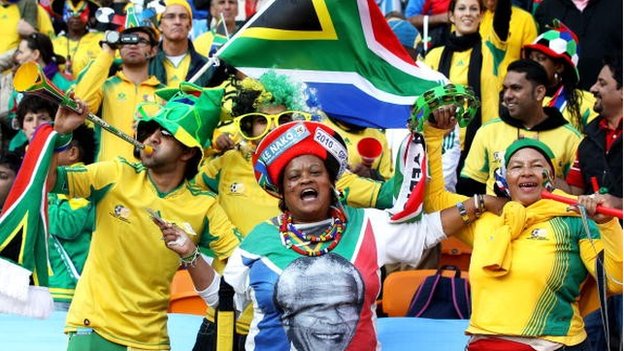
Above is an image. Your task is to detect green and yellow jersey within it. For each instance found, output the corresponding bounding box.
[54,159,240,349]
[75,50,163,162]
[424,125,622,346]
[0,4,54,54]
[47,192,93,304]
[53,31,104,79]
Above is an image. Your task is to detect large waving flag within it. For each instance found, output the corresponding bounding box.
[216,0,447,129]
[0,124,57,318]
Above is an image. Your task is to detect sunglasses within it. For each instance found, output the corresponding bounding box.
[119,38,152,47]
[233,111,312,140]
[136,121,174,142]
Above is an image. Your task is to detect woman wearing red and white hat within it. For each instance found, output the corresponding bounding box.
[190,72,424,350]
[164,119,503,350]
[236,121,468,350]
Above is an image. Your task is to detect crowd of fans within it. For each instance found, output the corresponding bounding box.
[0,0,621,350]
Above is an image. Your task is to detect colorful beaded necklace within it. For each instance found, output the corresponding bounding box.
[279,207,346,257]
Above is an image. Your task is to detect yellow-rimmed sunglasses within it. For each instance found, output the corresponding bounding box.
[233,111,312,141]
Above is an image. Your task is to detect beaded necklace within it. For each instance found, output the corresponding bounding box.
[279,207,346,257]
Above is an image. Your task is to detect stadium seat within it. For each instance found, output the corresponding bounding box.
[439,237,472,271]
[381,269,469,317]
[168,269,207,316]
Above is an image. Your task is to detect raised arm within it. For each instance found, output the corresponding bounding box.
[424,107,470,213]
[423,106,508,241]
[492,0,512,42]
[74,45,115,114]
[46,99,89,191]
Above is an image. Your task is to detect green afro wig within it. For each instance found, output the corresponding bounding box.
[231,71,313,117]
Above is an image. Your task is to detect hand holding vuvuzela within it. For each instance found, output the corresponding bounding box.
[53,96,88,135]
[541,190,623,220]
[13,62,153,155]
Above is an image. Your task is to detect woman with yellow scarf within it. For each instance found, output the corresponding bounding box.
[423,107,622,351]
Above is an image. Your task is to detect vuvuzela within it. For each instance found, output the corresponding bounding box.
[13,62,153,154]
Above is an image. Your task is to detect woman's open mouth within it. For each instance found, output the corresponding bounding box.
[300,188,318,201]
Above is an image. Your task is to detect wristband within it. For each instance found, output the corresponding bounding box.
[456,201,470,224]
[180,247,200,268]
[473,194,485,218]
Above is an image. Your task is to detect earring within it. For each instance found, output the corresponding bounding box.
[331,186,343,204]
[331,186,349,221]
[554,72,562,84]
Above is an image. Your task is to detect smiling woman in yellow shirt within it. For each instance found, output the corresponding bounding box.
[424,114,621,351]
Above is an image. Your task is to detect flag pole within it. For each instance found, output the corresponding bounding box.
[189,56,220,84]
[423,15,429,54]
[220,13,230,39]
[188,0,277,84]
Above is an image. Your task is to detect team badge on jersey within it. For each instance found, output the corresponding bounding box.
[117,92,127,102]
[111,204,131,223]
[229,182,245,195]
[528,228,548,240]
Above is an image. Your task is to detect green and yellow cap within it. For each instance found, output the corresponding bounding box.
[504,138,556,173]
[136,82,224,158]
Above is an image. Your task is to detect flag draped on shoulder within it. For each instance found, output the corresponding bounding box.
[387,132,428,223]
[216,0,447,129]
[0,123,57,318]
